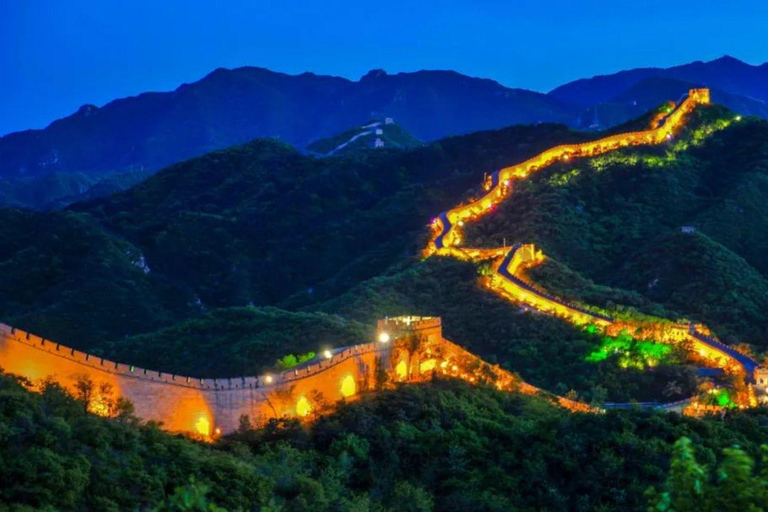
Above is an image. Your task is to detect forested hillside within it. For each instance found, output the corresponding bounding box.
[2,91,768,511]
[4,370,768,512]
[0,67,576,209]
[0,104,764,385]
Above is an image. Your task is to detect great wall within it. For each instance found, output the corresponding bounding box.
[0,316,592,438]
[1,87,765,438]
[427,88,764,409]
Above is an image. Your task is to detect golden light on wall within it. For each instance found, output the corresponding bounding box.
[296,396,312,417]
[396,360,408,380]
[420,359,437,373]
[195,414,211,437]
[340,374,356,397]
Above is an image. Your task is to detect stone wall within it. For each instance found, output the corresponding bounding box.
[0,322,392,437]
[0,314,603,437]
[430,89,711,252]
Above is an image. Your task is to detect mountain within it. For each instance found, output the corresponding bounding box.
[464,104,768,346]
[5,57,768,210]
[550,56,768,106]
[0,101,763,383]
[307,118,422,156]
[0,67,576,209]
[0,121,591,354]
[552,56,768,129]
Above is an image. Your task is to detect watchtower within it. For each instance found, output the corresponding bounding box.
[376,316,443,345]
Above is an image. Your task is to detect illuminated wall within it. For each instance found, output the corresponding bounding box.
[0,322,389,437]
[0,315,602,437]
[489,244,612,327]
[425,88,762,404]
[429,89,711,253]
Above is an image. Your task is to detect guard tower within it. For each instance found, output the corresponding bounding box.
[376,316,443,345]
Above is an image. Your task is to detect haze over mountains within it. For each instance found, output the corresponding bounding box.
[0,56,767,209]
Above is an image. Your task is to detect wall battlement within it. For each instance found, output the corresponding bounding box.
[0,316,596,438]
[0,321,396,437]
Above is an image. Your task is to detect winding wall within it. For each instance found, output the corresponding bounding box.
[426,88,761,398]
[0,316,594,437]
[1,87,757,433]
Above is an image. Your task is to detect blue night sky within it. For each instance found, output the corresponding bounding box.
[2,0,767,135]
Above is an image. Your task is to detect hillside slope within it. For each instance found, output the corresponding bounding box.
[0,67,575,209]
[0,103,766,380]
[5,368,768,511]
[75,124,597,310]
[307,118,422,155]
[465,105,768,345]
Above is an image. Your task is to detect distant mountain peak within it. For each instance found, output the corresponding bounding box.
[76,104,98,116]
[361,69,388,80]
[711,54,745,64]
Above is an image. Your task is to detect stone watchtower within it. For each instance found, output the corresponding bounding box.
[376,316,443,345]
[376,316,444,381]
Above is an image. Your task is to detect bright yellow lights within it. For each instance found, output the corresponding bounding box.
[195,415,211,437]
[396,360,408,380]
[378,332,390,343]
[420,359,437,372]
[264,375,273,384]
[323,349,332,359]
[296,396,312,417]
[341,375,356,397]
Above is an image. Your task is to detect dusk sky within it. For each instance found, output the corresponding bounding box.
[2,0,767,135]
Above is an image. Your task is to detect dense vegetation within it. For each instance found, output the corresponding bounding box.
[466,106,768,348]
[0,120,597,350]
[648,436,768,511]
[0,105,763,395]
[104,307,370,378]
[3,370,768,512]
[2,103,768,509]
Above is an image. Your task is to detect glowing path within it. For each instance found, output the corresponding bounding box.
[424,88,761,410]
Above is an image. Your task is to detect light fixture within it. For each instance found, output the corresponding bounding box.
[378,332,390,343]
[264,375,273,384]
[736,115,742,121]
[323,349,332,359]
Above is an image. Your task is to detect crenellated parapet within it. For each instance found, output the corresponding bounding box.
[0,315,600,438]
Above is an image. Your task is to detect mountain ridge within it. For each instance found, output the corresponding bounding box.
[2,56,768,210]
